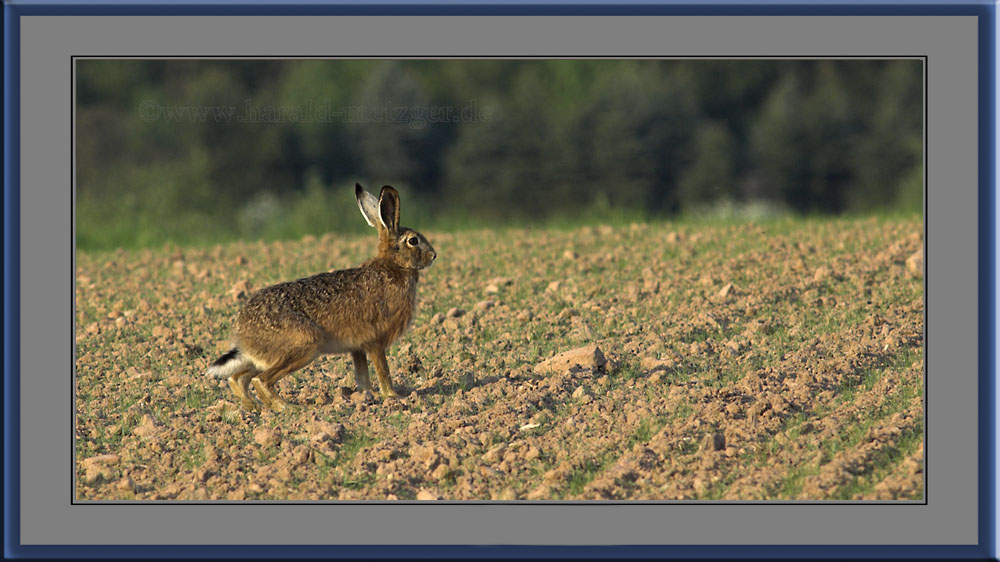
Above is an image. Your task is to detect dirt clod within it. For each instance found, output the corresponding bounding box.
[906,248,923,278]
[81,454,120,469]
[430,464,451,481]
[253,427,279,447]
[116,473,136,492]
[716,283,734,300]
[416,489,440,501]
[700,432,725,454]
[534,345,607,376]
[813,266,832,282]
[132,415,162,441]
[230,280,252,301]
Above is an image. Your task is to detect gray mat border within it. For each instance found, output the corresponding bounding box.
[16,14,979,546]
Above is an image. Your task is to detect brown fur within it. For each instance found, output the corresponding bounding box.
[206,184,436,411]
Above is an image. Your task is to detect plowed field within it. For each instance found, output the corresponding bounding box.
[75,217,924,501]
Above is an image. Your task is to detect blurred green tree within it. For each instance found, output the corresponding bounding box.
[677,120,739,208]
[75,59,924,250]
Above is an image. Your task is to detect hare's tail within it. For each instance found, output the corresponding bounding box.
[206,347,251,379]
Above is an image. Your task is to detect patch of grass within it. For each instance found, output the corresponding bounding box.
[385,412,411,432]
[183,385,215,409]
[309,430,380,491]
[563,458,605,497]
[342,472,377,490]
[671,399,694,421]
[751,439,780,468]
[680,326,715,344]
[288,470,306,490]
[766,371,921,499]
[559,413,671,499]
[777,464,813,499]
[831,419,923,500]
[182,443,207,471]
[700,469,748,501]
[677,438,699,456]
[740,412,813,476]
[822,379,920,466]
[314,452,336,482]
[112,411,141,446]
[338,430,378,466]
[79,396,142,457]
[605,361,644,391]
[220,405,242,423]
[256,445,277,463]
[632,414,671,447]
[835,348,921,407]
[747,324,792,370]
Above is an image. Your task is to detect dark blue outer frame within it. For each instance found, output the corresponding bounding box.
[3,1,996,559]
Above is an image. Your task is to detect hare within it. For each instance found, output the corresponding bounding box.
[205,184,436,411]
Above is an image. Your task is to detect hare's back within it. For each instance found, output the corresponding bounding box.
[234,270,362,326]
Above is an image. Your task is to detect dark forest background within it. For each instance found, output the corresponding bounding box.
[75,59,923,250]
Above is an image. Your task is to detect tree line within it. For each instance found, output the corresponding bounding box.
[76,59,922,249]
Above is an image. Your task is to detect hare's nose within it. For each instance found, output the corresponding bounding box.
[430,250,437,261]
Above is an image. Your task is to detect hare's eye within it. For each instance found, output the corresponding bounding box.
[407,237,419,247]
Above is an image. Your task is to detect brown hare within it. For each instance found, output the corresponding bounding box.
[206,184,436,411]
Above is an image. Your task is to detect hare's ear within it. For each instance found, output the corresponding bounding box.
[356,183,381,228]
[378,185,400,234]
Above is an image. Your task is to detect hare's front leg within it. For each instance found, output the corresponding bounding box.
[350,350,375,393]
[368,347,403,400]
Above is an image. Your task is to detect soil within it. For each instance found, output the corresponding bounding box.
[74,218,924,501]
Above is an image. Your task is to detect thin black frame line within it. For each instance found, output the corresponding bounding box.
[71,56,78,506]
[74,499,927,505]
[70,56,929,506]
[70,55,926,60]
[921,54,928,506]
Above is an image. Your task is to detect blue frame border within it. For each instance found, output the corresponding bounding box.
[3,1,996,559]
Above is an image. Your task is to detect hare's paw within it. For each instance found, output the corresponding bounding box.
[251,378,299,412]
[239,397,261,412]
[380,386,404,400]
[268,396,299,412]
[251,379,280,409]
[229,378,261,411]
[353,375,375,394]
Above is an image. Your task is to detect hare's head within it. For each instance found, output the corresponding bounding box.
[356,183,437,270]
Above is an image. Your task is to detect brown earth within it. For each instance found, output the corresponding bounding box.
[75,218,924,501]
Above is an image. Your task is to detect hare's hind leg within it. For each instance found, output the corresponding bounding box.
[252,345,319,412]
[350,351,375,393]
[228,367,261,412]
[250,318,323,411]
[368,347,403,400]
